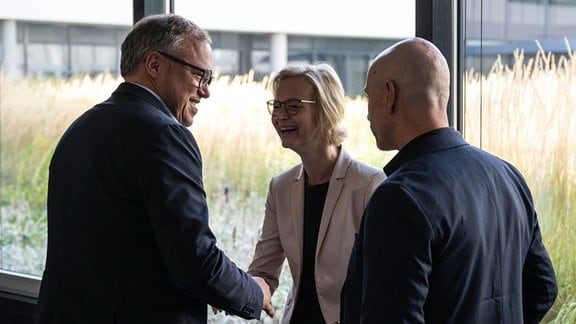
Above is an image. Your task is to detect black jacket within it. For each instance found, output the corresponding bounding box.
[341,128,557,323]
[36,82,262,323]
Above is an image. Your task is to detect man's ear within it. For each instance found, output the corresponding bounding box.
[144,52,162,76]
[385,80,396,113]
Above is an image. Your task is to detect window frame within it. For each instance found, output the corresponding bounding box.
[0,0,445,302]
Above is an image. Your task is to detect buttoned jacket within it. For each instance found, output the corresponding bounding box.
[36,82,263,323]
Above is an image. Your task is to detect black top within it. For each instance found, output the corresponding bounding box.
[291,181,330,324]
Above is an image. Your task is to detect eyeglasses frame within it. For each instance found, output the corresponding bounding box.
[157,51,213,88]
[266,98,316,116]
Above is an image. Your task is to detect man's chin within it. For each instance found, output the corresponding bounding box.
[180,116,193,127]
[183,113,197,127]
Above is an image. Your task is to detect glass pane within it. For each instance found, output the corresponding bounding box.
[71,45,118,75]
[26,43,68,77]
[212,48,240,75]
[464,0,576,321]
[1,3,414,322]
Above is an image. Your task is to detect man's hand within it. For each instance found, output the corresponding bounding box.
[211,306,224,315]
[252,276,275,318]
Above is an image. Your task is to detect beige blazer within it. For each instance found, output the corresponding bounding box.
[248,148,386,324]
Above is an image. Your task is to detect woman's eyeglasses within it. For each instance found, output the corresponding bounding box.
[266,98,316,116]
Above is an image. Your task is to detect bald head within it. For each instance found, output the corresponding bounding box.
[365,37,451,150]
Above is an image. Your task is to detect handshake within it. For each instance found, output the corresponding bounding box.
[254,276,276,318]
[212,276,275,319]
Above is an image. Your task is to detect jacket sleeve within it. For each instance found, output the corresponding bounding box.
[247,177,286,293]
[363,171,387,206]
[138,124,263,320]
[522,219,558,323]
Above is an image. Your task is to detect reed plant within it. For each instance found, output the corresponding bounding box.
[1,74,118,273]
[464,42,576,322]
[0,45,574,322]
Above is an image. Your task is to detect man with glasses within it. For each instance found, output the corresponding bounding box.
[157,51,214,90]
[36,14,274,324]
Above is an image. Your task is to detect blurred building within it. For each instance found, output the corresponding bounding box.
[466,0,576,72]
[0,0,414,96]
[1,0,575,96]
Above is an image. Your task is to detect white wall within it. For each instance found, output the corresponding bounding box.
[176,0,414,38]
[0,0,132,25]
[0,0,415,38]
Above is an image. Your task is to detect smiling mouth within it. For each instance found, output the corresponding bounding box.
[280,126,297,133]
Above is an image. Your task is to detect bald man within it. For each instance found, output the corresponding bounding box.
[340,37,557,323]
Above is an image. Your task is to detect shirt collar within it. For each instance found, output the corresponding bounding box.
[384,127,468,176]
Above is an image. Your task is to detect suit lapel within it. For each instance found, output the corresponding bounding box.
[291,165,306,276]
[316,148,350,254]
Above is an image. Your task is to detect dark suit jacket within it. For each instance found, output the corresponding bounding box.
[35,82,263,323]
[341,128,557,323]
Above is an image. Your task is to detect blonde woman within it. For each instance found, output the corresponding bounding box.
[248,63,386,324]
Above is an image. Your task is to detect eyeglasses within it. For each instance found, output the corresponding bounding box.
[267,98,316,116]
[158,51,213,88]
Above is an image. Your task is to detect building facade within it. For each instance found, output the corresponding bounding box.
[0,0,413,96]
[1,1,574,96]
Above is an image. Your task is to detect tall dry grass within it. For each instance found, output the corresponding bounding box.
[464,44,576,322]
[0,46,574,322]
[0,70,389,322]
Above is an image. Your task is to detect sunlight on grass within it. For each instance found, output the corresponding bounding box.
[464,44,576,323]
[0,45,574,322]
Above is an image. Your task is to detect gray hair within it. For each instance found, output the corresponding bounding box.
[120,14,211,77]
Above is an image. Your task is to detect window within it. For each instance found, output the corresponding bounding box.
[1,4,415,321]
[2,1,572,322]
[511,0,576,4]
[463,0,575,321]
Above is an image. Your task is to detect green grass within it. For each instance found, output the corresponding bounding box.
[464,46,576,322]
[0,47,574,322]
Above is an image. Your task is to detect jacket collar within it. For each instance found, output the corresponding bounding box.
[384,127,468,176]
[114,82,179,124]
[293,146,352,182]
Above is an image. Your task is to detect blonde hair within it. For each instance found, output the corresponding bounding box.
[271,62,348,145]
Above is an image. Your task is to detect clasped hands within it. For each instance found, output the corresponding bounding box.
[253,276,275,317]
[211,276,275,318]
